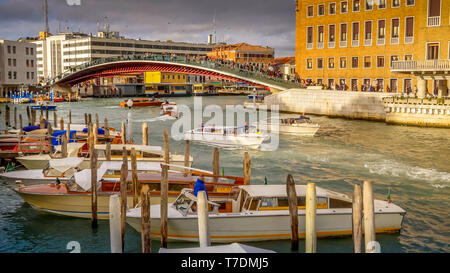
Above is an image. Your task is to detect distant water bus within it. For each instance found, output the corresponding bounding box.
[193,82,221,96]
[145,83,192,97]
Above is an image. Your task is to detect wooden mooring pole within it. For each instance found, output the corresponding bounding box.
[305,183,317,253]
[53,112,57,128]
[109,194,122,253]
[69,110,72,124]
[141,185,151,253]
[160,129,169,248]
[106,142,111,161]
[352,184,363,253]
[14,107,17,129]
[121,122,126,144]
[90,147,98,229]
[60,117,64,131]
[286,174,299,251]
[243,152,251,185]
[184,140,190,177]
[39,114,45,129]
[120,147,128,252]
[61,134,68,158]
[197,190,211,248]
[84,113,88,125]
[19,114,23,136]
[212,148,219,183]
[26,106,31,126]
[131,148,138,207]
[142,122,148,146]
[45,107,49,125]
[363,181,376,253]
[31,109,36,126]
[5,104,10,127]
[104,118,110,139]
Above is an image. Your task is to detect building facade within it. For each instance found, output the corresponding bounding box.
[296,0,450,94]
[0,40,37,97]
[207,43,275,66]
[32,30,215,83]
[274,57,297,81]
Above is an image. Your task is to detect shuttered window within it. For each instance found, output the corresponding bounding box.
[365,21,372,39]
[329,25,336,42]
[405,17,414,37]
[341,23,347,41]
[429,0,441,17]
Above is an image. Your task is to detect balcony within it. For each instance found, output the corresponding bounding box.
[340,41,347,48]
[317,42,324,49]
[328,41,335,48]
[364,39,372,46]
[377,38,385,45]
[427,16,441,27]
[391,37,399,45]
[391,59,450,73]
[404,36,414,44]
[307,43,313,49]
[351,40,359,47]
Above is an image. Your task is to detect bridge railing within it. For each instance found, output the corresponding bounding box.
[48,54,300,90]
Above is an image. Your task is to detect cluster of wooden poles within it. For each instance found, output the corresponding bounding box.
[286,175,377,253]
[86,124,252,253]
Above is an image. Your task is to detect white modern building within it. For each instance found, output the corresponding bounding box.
[31,29,215,83]
[0,40,37,97]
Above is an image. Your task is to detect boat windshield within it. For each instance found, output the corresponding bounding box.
[172,189,221,216]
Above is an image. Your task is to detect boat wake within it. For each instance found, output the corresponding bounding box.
[364,160,450,184]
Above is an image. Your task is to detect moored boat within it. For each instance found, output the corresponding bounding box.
[15,143,193,170]
[184,125,269,149]
[161,101,178,117]
[14,163,243,219]
[126,185,406,243]
[0,157,84,185]
[255,115,320,136]
[120,98,163,108]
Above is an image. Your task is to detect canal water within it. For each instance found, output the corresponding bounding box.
[0,96,449,253]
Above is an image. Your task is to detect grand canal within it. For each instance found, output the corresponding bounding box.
[0,96,449,253]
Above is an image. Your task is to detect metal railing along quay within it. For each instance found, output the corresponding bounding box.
[48,55,300,90]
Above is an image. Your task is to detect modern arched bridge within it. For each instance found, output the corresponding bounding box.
[49,55,299,94]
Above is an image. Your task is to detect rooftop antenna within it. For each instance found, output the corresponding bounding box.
[97,20,101,32]
[44,0,49,33]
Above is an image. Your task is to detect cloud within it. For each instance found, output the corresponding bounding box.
[0,0,296,57]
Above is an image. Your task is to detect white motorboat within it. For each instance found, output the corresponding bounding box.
[255,116,320,136]
[126,185,406,243]
[0,157,84,185]
[160,102,179,118]
[184,126,269,149]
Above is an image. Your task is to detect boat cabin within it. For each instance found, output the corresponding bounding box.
[172,185,353,216]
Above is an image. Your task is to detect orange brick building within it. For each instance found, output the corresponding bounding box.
[207,43,275,67]
[296,0,450,94]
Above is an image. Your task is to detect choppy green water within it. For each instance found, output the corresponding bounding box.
[1,96,449,253]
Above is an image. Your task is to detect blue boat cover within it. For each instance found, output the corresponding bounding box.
[52,130,77,147]
[82,128,105,135]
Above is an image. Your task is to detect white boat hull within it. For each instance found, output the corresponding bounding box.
[257,122,320,136]
[0,170,71,186]
[184,132,267,148]
[127,207,404,243]
[16,156,192,171]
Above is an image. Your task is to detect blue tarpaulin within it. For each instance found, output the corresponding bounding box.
[82,128,105,135]
[52,130,77,147]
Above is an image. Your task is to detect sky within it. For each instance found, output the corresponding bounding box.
[0,0,296,57]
